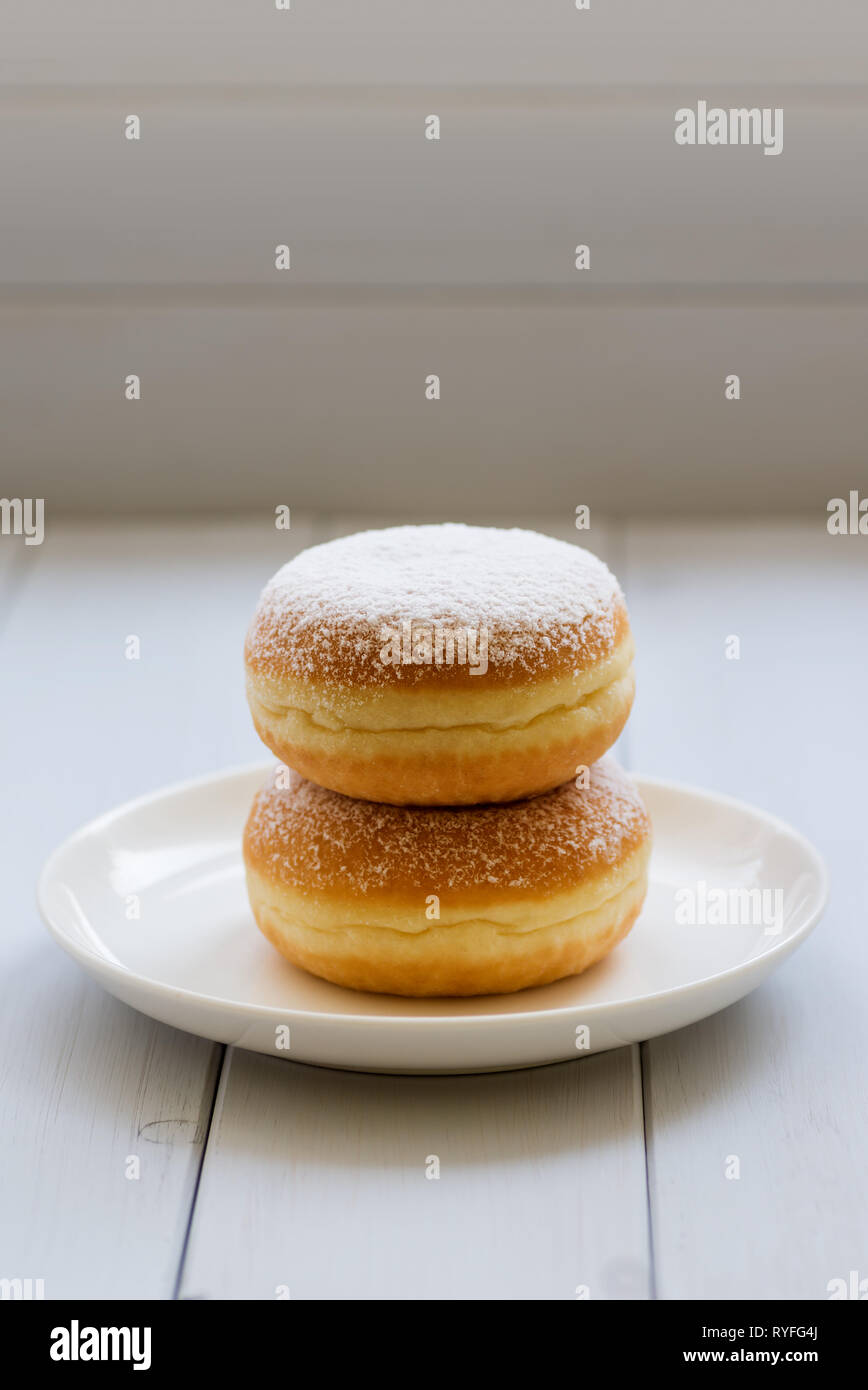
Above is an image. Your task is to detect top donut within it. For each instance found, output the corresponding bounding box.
[244,524,635,805]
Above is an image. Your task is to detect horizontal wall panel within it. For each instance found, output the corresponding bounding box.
[2,296,867,516]
[2,97,866,286]
[2,2,868,86]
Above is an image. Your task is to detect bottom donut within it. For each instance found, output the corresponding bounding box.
[242,758,652,997]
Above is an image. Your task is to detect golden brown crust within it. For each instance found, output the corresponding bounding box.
[244,757,649,902]
[243,760,652,995]
[246,599,631,693]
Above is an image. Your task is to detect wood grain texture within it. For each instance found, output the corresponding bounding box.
[622,520,868,1299]
[0,518,313,1296]
[180,1049,650,1301]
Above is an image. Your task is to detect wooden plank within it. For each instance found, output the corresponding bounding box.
[2,1,866,85]
[2,96,865,288]
[622,520,868,1299]
[181,1050,651,1301]
[0,517,314,1297]
[3,299,868,518]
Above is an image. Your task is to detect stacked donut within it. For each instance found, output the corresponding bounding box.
[242,524,651,996]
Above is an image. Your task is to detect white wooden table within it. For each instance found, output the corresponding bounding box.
[2,515,865,1300]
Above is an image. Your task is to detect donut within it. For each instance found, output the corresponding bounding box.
[243,758,652,997]
[244,524,635,805]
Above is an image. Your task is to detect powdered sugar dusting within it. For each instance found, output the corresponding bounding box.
[245,757,650,899]
[245,524,625,686]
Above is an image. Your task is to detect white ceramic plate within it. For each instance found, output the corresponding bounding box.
[38,764,828,1074]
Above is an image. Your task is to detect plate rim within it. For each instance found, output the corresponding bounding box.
[37,761,830,1031]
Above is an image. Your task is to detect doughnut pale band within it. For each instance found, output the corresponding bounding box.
[245,636,635,806]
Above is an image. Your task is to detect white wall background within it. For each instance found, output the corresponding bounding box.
[2,2,867,515]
